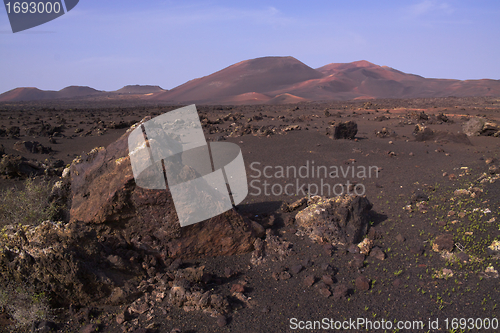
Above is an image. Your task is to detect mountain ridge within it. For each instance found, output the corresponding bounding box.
[1,57,499,104]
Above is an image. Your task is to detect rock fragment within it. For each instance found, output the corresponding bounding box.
[355,276,370,291]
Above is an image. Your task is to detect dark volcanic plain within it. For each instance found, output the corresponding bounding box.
[0,96,500,333]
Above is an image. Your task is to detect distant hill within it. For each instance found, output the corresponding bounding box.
[0,86,102,102]
[114,85,166,94]
[1,57,499,104]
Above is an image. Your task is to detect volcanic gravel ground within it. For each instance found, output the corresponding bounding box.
[0,97,499,332]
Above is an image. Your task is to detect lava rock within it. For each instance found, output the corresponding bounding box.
[463,117,500,136]
[395,234,405,243]
[0,154,44,178]
[303,275,315,287]
[319,287,331,298]
[329,121,358,140]
[410,244,424,255]
[69,119,257,260]
[291,264,303,275]
[332,284,349,300]
[433,234,454,252]
[369,247,386,260]
[355,276,370,291]
[216,315,227,327]
[295,195,373,245]
[322,275,335,286]
[13,141,52,154]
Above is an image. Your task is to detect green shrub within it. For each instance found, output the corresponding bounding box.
[0,178,58,227]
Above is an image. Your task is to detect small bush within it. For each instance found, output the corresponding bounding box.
[0,178,58,227]
[0,284,52,328]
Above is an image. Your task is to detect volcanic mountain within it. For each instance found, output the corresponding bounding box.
[148,57,500,104]
[1,56,500,103]
[151,56,323,104]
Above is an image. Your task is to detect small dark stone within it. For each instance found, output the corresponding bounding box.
[323,243,334,255]
[354,253,365,261]
[392,278,402,288]
[455,252,469,263]
[217,315,227,327]
[304,275,315,287]
[116,312,126,325]
[395,234,405,243]
[319,287,331,298]
[322,275,334,286]
[230,283,245,293]
[410,244,424,255]
[411,193,429,202]
[251,221,265,238]
[224,267,233,278]
[291,264,303,275]
[320,263,331,271]
[332,284,349,300]
[348,244,360,254]
[367,227,382,240]
[350,253,365,269]
[433,234,454,252]
[355,275,370,291]
[369,247,385,261]
[301,258,312,268]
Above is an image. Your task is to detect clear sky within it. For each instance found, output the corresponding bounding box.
[0,0,499,94]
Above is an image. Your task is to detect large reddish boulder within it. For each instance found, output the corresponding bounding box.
[69,119,256,260]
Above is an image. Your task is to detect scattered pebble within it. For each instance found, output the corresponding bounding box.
[230,283,245,294]
[216,315,227,327]
[355,276,370,291]
[392,278,402,288]
[319,287,331,298]
[348,244,360,254]
[291,264,303,275]
[322,275,335,286]
[332,284,349,300]
[455,252,469,263]
[303,275,315,287]
[433,234,454,252]
[410,244,424,255]
[369,247,386,261]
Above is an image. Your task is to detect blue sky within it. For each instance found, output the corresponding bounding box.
[0,0,499,93]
